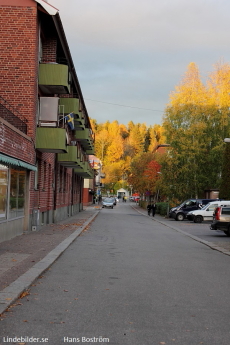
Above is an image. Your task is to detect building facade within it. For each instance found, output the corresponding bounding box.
[82,156,104,205]
[0,0,94,242]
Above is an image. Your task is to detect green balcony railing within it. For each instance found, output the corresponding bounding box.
[39,64,70,94]
[36,127,67,153]
[59,98,79,114]
[74,128,94,153]
[74,161,94,178]
[59,98,85,130]
[58,146,82,167]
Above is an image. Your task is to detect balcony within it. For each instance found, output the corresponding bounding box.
[36,127,67,153]
[74,161,94,178]
[39,63,70,95]
[59,98,85,130]
[58,146,82,167]
[74,128,95,154]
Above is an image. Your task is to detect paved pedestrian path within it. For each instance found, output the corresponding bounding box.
[0,206,100,315]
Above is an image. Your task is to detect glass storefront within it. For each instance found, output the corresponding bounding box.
[0,164,26,220]
[0,164,8,220]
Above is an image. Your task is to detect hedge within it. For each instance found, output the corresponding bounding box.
[139,201,170,217]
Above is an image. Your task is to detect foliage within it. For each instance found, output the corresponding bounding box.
[91,119,165,194]
[162,62,230,200]
[128,153,161,194]
[91,61,230,202]
[219,143,230,199]
[156,202,169,216]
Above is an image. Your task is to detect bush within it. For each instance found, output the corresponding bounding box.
[156,202,169,216]
[139,200,148,210]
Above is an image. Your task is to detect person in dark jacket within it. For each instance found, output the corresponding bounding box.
[147,203,152,216]
[152,203,156,217]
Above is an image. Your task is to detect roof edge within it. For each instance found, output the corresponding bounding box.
[34,0,58,15]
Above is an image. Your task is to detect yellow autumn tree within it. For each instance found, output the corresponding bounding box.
[162,62,230,200]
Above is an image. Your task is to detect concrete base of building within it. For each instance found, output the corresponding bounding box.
[32,203,84,231]
[0,217,24,243]
[0,203,85,243]
[31,203,83,231]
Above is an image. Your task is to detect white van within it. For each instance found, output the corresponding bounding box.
[187,200,230,223]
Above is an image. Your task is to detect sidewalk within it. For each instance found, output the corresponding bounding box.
[0,206,100,315]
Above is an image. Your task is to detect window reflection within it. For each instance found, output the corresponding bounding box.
[0,164,8,219]
[9,169,26,219]
[0,165,26,221]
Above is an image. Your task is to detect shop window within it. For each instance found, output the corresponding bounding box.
[9,169,26,219]
[0,164,8,220]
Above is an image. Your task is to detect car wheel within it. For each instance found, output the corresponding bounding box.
[176,213,184,221]
[224,225,230,236]
[194,215,203,223]
[111,206,113,209]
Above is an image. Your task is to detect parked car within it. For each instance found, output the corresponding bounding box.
[169,205,182,218]
[110,197,117,205]
[171,198,219,221]
[210,206,230,236]
[187,200,230,223]
[102,198,114,209]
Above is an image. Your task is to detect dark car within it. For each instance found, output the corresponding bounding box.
[171,198,218,221]
[210,206,230,236]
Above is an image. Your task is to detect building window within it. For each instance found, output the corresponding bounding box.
[9,169,26,219]
[0,165,26,221]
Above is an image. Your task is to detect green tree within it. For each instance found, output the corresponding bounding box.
[219,143,230,199]
[162,62,230,200]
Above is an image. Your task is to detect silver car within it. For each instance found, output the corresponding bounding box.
[102,198,114,209]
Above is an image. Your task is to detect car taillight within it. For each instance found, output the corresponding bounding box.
[215,207,221,220]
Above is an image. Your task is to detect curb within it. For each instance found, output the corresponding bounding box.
[132,206,230,257]
[0,211,99,315]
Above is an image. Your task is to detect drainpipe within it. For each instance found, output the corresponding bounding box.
[71,170,74,216]
[53,154,58,223]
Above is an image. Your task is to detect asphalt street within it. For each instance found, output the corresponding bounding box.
[1,202,230,345]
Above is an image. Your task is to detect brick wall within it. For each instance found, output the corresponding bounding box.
[0,1,84,228]
[0,4,38,140]
[0,120,34,164]
[42,38,57,63]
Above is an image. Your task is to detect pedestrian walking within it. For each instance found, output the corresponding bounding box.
[147,203,152,216]
[152,203,156,217]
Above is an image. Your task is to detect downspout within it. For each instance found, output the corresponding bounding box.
[79,176,83,212]
[71,170,74,216]
[53,154,58,223]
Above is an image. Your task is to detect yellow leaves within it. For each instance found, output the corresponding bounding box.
[106,138,124,162]
[19,290,30,299]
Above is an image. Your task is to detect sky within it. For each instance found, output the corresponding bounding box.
[50,0,230,126]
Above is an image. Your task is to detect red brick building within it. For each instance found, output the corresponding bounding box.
[0,0,94,242]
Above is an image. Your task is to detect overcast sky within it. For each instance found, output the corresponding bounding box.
[51,0,230,126]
